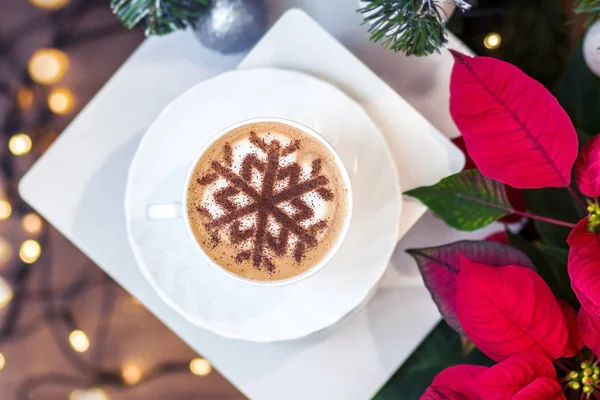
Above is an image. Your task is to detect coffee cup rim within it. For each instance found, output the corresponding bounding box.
[181,117,354,287]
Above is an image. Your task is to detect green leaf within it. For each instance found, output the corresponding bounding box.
[405,170,510,231]
[522,188,583,248]
[554,40,600,135]
[374,321,493,400]
[507,231,577,305]
[574,0,600,15]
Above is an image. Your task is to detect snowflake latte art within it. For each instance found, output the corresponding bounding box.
[187,121,350,281]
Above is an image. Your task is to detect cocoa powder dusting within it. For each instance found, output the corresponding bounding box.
[197,132,333,271]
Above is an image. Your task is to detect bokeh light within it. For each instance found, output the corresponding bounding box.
[121,362,142,385]
[0,201,11,221]
[190,358,212,376]
[48,87,74,114]
[16,88,35,111]
[0,277,13,309]
[30,0,70,10]
[69,330,90,353]
[483,32,502,50]
[69,387,110,400]
[0,353,5,371]
[27,48,69,85]
[9,133,32,156]
[19,240,41,264]
[22,213,43,235]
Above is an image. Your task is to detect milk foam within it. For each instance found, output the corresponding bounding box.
[200,132,330,247]
[187,121,349,282]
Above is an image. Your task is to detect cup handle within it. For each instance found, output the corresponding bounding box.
[147,203,183,220]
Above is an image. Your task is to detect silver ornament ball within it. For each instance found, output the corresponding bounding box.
[194,0,268,54]
[584,19,600,77]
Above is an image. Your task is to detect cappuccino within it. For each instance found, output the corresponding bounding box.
[187,121,349,281]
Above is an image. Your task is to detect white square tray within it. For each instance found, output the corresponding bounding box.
[20,6,489,400]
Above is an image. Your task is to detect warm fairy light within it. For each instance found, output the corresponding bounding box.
[16,88,34,110]
[30,0,70,10]
[0,201,11,221]
[0,277,13,309]
[19,240,41,264]
[22,213,43,235]
[0,353,5,371]
[69,387,110,400]
[69,330,90,353]
[27,48,69,85]
[483,32,501,50]
[9,133,32,156]
[121,362,143,385]
[48,87,74,114]
[190,358,212,376]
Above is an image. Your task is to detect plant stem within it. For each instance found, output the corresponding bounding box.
[568,186,587,210]
[510,209,576,228]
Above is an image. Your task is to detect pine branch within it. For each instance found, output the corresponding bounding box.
[358,0,472,57]
[574,0,600,28]
[111,0,209,36]
[574,0,600,15]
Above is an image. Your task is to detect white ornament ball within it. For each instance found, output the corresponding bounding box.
[583,20,600,77]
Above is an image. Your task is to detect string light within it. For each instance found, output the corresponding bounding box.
[19,240,41,264]
[8,133,32,156]
[0,200,11,221]
[69,388,110,400]
[21,213,43,235]
[0,353,5,371]
[0,238,12,268]
[27,48,69,85]
[68,330,90,353]
[48,87,74,115]
[121,363,143,385]
[30,0,70,10]
[190,358,212,376]
[483,32,502,50]
[16,88,35,111]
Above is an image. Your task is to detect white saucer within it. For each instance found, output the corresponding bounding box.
[124,68,401,342]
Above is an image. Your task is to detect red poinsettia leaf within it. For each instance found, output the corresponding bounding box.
[449,50,578,189]
[485,231,508,244]
[421,364,487,400]
[511,377,565,400]
[575,134,600,197]
[567,217,600,317]
[557,299,582,357]
[456,255,568,361]
[408,241,535,336]
[567,217,598,249]
[468,352,555,400]
[574,284,600,317]
[450,136,525,223]
[451,136,477,171]
[578,307,600,357]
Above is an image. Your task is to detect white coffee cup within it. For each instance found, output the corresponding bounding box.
[146,117,353,286]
